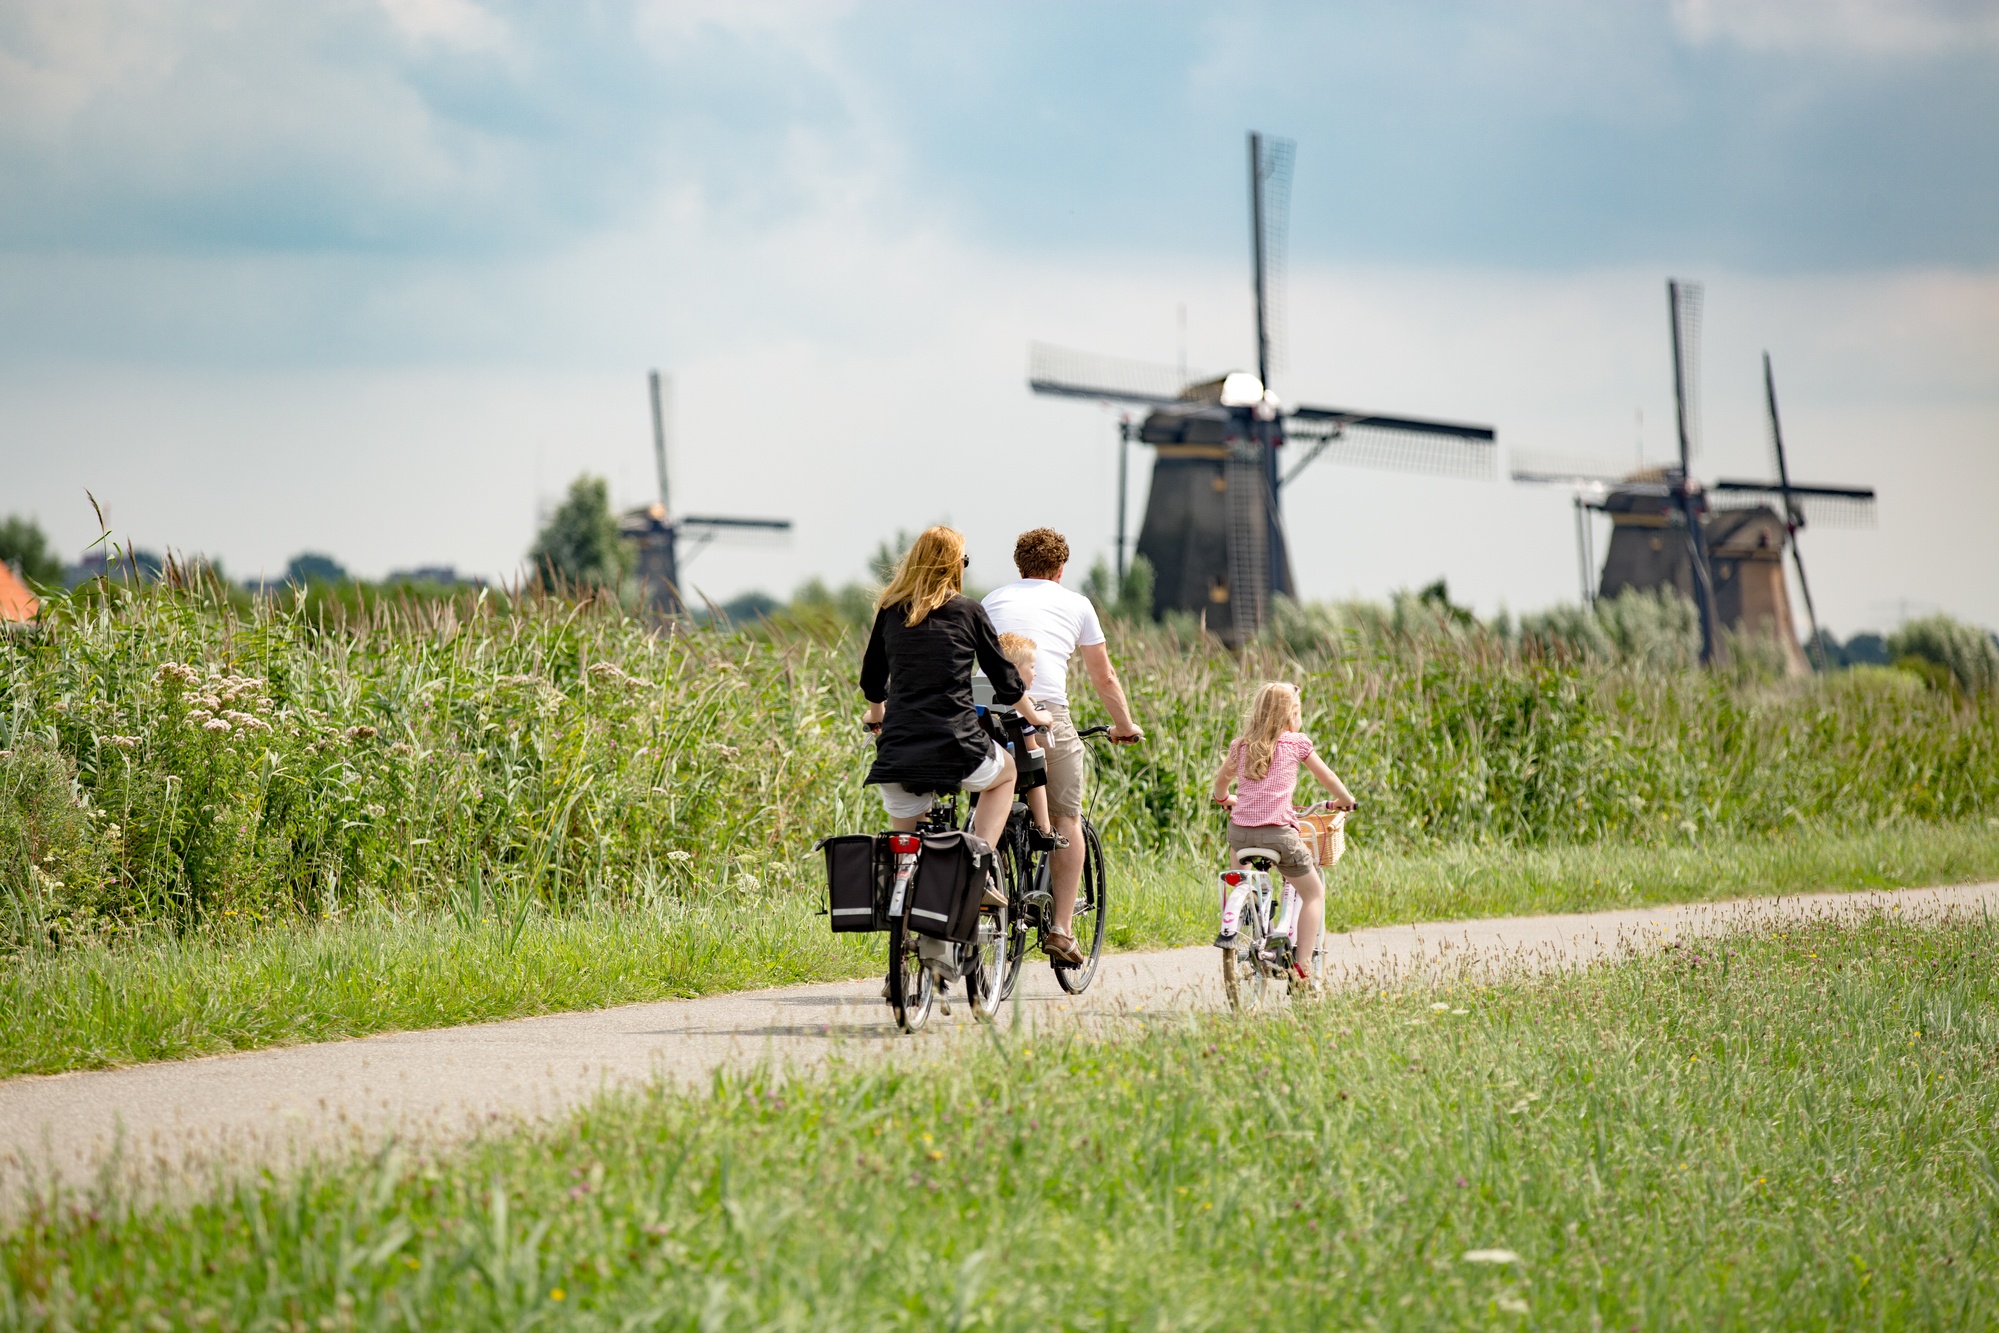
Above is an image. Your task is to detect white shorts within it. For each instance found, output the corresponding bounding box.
[876,742,1009,818]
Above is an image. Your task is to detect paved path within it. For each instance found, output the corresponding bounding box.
[3,881,1993,1212]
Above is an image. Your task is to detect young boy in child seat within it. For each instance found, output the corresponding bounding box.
[995,632,1066,849]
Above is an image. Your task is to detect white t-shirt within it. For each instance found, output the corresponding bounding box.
[981,578,1105,708]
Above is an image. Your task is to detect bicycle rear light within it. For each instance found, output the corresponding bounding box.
[888,834,921,854]
[1220,871,1243,886]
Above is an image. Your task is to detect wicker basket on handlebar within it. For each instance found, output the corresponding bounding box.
[1294,808,1348,868]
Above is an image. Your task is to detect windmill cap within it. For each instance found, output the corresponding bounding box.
[1218,372,1264,407]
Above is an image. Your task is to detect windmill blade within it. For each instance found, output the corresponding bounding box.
[1028,342,1204,406]
[1249,131,1295,391]
[677,515,793,540]
[1710,482,1877,529]
[1508,449,1643,486]
[1283,407,1497,485]
[1668,279,1704,463]
[648,370,672,511]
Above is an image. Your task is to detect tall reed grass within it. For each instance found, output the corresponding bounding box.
[3,581,1995,945]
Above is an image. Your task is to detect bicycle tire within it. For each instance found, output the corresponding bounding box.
[1222,936,1267,1011]
[965,863,1013,1023]
[886,918,934,1033]
[997,836,1032,1003]
[1054,817,1108,995]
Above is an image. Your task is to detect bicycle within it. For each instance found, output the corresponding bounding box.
[1216,804,1352,1011]
[881,791,1012,1033]
[977,723,1115,1001]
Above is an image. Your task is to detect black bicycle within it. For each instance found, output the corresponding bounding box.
[973,723,1114,1001]
[881,792,1014,1032]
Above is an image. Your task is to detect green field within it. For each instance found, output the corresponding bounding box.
[8,910,1995,1328]
[4,582,1997,1075]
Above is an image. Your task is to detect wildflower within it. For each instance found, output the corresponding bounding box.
[1452,1008,1468,1016]
[1496,1295,1530,1314]
[109,735,140,750]
[665,850,694,864]
[1431,1002,1450,1012]
[203,718,232,734]
[1462,1249,1520,1265]
[154,662,202,689]
[345,725,378,742]
[549,1288,565,1302]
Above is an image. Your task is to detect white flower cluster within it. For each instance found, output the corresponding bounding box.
[587,661,651,691]
[170,665,274,738]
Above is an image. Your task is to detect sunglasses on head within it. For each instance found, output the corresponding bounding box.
[962,555,971,569]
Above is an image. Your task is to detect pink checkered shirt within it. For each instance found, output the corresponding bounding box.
[1227,733,1316,828]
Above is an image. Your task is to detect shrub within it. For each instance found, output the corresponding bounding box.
[1887,614,1999,697]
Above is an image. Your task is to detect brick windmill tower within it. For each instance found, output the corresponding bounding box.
[1028,133,1497,645]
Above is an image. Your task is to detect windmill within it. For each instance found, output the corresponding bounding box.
[1709,352,1877,669]
[1028,132,1497,645]
[1511,281,1875,669]
[620,370,792,618]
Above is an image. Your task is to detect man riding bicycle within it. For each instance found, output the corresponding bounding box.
[982,528,1144,966]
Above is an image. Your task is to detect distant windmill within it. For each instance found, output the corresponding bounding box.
[621,370,792,618]
[1512,281,1875,669]
[1028,132,1497,645]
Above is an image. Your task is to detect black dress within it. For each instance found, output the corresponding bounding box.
[861,595,1026,792]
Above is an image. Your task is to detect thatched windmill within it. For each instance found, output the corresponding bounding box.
[1028,133,1497,645]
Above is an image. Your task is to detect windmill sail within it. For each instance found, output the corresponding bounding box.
[1028,343,1201,405]
[1250,133,1294,390]
[1284,408,1496,485]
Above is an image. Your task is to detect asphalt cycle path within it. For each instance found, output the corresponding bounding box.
[3,880,1994,1213]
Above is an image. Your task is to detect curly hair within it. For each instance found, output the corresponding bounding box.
[1012,528,1070,580]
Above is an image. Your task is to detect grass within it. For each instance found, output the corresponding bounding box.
[7,582,1997,947]
[4,820,1997,1078]
[8,908,1998,1328]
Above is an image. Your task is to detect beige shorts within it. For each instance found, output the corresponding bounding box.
[1038,700,1086,819]
[1226,822,1315,880]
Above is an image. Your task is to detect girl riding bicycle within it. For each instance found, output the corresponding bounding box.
[1210,681,1357,991]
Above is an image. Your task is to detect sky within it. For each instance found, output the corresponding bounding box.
[3,0,1996,634]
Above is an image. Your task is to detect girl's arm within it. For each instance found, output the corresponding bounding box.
[1302,751,1356,809]
[1210,750,1238,809]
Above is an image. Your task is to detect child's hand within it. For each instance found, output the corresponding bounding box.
[1213,793,1237,810]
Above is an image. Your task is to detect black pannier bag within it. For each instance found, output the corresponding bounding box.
[907,830,993,944]
[817,834,886,933]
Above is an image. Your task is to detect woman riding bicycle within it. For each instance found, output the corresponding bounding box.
[860,526,1026,856]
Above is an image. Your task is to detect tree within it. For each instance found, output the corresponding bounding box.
[284,552,348,585]
[0,515,64,588]
[529,475,631,591]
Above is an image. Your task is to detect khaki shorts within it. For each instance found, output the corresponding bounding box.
[1039,700,1086,819]
[1226,822,1316,880]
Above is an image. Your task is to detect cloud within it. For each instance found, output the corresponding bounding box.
[1672,0,1999,54]
[378,0,509,51]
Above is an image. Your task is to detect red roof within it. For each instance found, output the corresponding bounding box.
[0,563,39,623]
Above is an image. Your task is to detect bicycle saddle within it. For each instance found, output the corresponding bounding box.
[1233,847,1282,866]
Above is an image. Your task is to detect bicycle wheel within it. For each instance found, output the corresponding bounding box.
[1054,817,1109,995]
[965,863,1013,1023]
[1222,932,1268,1011]
[997,837,1033,1003]
[886,918,934,1033]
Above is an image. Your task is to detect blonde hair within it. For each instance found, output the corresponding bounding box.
[876,526,965,627]
[1236,681,1301,781]
[997,632,1037,671]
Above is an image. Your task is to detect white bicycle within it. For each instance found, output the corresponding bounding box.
[1215,806,1351,1011]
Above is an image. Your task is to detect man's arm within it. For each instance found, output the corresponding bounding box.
[1076,642,1142,741]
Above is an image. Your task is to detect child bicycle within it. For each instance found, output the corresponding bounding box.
[1216,803,1353,1011]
